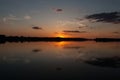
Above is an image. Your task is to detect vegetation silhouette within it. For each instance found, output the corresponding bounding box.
[0,35,120,44]
[95,38,120,42]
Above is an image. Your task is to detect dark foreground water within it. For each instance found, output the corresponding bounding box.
[0,41,120,80]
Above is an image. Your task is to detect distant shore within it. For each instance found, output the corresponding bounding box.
[0,35,120,44]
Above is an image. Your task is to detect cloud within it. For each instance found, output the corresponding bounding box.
[32,26,42,30]
[78,26,82,28]
[54,32,59,34]
[57,20,87,28]
[85,11,120,24]
[63,30,87,33]
[56,9,63,12]
[3,14,32,23]
[3,17,7,22]
[24,15,31,20]
[3,14,21,22]
[53,8,63,13]
[113,32,120,34]
[75,18,84,21]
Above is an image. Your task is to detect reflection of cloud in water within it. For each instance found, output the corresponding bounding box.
[56,67,62,71]
[57,50,86,60]
[75,52,87,62]
[1,56,31,64]
[63,46,84,50]
[32,49,42,53]
[83,57,120,68]
[24,59,31,63]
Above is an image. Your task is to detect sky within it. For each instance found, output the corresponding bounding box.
[0,0,120,38]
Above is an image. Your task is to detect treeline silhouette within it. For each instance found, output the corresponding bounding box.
[0,35,120,44]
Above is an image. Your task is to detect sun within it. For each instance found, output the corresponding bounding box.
[55,33,68,38]
[59,35,64,38]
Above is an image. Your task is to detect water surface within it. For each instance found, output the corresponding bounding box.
[0,41,120,80]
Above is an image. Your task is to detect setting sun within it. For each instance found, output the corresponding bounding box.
[56,33,66,38]
[58,35,64,38]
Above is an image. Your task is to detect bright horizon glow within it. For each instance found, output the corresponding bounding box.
[58,35,65,38]
[55,33,67,38]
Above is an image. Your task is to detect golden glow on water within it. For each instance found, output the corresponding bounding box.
[55,41,67,48]
[57,41,65,47]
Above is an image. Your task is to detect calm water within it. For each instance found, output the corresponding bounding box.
[0,41,120,80]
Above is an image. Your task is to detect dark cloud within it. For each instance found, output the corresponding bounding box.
[113,32,120,34]
[54,32,59,34]
[32,26,42,30]
[86,11,120,24]
[53,8,63,12]
[63,30,87,33]
[75,18,84,21]
[56,9,63,12]
[78,26,83,28]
